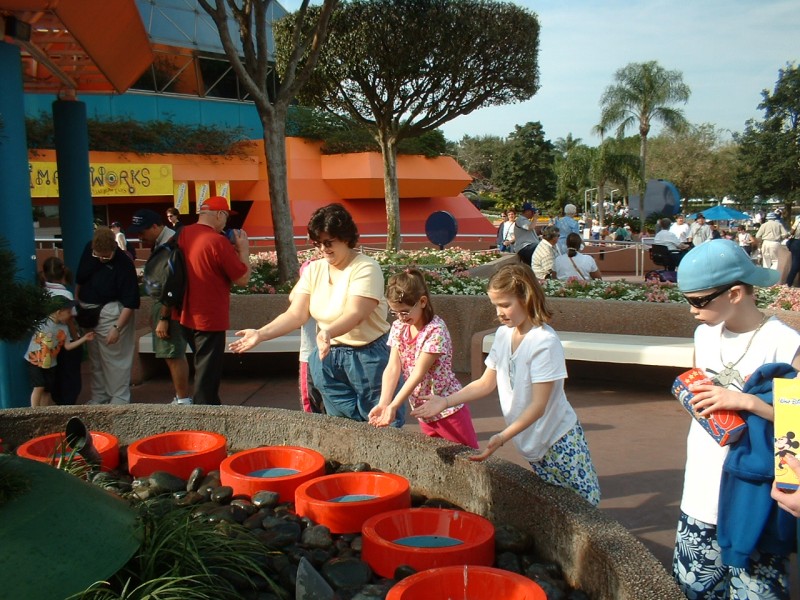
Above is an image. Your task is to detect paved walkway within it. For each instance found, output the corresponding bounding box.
[88,359,686,568]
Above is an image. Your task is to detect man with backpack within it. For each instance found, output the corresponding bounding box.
[128,209,191,405]
[179,197,251,405]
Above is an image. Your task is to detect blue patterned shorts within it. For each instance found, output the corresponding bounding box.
[528,422,601,506]
[672,511,790,600]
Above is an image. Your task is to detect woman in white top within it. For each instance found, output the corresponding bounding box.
[554,233,602,281]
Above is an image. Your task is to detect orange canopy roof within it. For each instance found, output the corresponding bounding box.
[2,0,153,94]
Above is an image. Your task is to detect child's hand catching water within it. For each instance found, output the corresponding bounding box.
[411,394,447,420]
[469,433,506,462]
[368,404,397,428]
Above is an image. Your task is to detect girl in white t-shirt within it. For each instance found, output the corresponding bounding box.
[413,264,600,505]
[368,269,478,447]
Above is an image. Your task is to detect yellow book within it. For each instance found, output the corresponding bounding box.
[773,378,800,491]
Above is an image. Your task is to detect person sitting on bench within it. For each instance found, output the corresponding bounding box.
[654,218,690,268]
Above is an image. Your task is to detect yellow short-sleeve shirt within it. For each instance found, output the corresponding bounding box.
[293,253,389,347]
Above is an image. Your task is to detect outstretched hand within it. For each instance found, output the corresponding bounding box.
[410,395,447,420]
[368,404,397,428]
[468,433,505,462]
[229,329,260,353]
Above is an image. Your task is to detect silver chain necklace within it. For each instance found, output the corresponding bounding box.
[713,314,769,388]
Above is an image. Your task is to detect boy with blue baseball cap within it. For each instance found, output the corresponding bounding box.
[674,238,800,598]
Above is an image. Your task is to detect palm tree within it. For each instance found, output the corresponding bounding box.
[554,133,582,158]
[598,61,690,217]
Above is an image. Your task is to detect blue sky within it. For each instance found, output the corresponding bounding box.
[278,0,798,145]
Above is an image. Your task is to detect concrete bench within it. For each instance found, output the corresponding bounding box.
[138,329,301,354]
[470,329,693,380]
[133,329,301,384]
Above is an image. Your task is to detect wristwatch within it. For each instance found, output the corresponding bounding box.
[159,316,170,321]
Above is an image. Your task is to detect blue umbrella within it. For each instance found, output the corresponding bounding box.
[687,205,749,221]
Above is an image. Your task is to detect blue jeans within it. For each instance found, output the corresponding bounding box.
[308,333,405,427]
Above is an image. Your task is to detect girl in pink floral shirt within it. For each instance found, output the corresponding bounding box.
[368,269,478,447]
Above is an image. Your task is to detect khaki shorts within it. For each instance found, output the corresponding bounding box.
[150,303,187,359]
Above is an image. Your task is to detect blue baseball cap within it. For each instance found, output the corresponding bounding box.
[677,239,779,293]
[521,202,538,212]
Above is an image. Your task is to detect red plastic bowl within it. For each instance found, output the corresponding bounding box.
[220,446,326,502]
[362,508,495,579]
[16,432,119,471]
[127,430,227,479]
[387,565,546,599]
[294,472,411,534]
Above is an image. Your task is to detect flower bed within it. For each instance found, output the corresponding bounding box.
[231,247,797,312]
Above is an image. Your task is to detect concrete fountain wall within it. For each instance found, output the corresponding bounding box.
[0,404,685,600]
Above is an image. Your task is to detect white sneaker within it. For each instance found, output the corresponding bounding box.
[170,397,193,405]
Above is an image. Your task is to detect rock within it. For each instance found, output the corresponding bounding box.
[494,524,532,553]
[337,462,371,473]
[231,498,257,516]
[349,536,363,553]
[148,471,187,494]
[568,590,591,600]
[252,490,281,509]
[210,485,234,504]
[308,548,333,567]
[393,565,416,581]
[420,497,461,509]
[206,505,238,524]
[174,490,204,507]
[495,551,522,573]
[351,582,393,599]
[321,557,372,591]
[186,467,204,492]
[296,557,334,600]
[302,525,333,549]
[259,517,302,548]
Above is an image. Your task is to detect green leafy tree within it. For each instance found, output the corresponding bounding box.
[276,0,541,251]
[734,63,800,210]
[494,121,557,212]
[598,61,691,217]
[553,133,582,158]
[555,144,592,208]
[648,123,738,201]
[197,0,339,282]
[590,139,641,225]
[453,134,506,194]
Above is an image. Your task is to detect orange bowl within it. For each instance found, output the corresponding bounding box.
[127,430,227,479]
[362,508,495,579]
[220,446,326,502]
[295,472,411,534]
[387,565,546,599]
[16,432,119,471]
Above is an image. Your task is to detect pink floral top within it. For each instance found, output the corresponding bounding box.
[388,315,463,423]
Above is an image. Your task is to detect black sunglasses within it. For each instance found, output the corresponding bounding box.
[683,282,738,309]
[312,238,336,249]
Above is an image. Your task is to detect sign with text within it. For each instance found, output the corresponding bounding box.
[30,162,173,197]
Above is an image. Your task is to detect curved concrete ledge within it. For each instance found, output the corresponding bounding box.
[0,405,684,600]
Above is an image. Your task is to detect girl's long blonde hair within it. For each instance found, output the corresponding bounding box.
[488,264,552,326]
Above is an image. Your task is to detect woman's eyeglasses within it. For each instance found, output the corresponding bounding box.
[312,238,336,249]
[683,282,738,309]
[389,301,419,319]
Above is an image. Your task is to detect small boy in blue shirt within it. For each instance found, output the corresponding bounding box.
[25,296,94,407]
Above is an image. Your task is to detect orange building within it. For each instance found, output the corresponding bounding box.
[30,137,496,249]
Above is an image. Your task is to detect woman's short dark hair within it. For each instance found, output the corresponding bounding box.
[308,203,359,248]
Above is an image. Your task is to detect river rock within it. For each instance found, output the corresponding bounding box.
[259,517,302,548]
[148,471,187,494]
[252,490,281,509]
[186,466,204,492]
[494,524,532,553]
[210,485,234,504]
[302,525,333,549]
[321,557,372,591]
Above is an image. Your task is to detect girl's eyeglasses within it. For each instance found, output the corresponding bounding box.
[682,282,738,309]
[312,238,336,249]
[389,301,419,319]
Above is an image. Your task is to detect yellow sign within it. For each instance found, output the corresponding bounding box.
[29,162,173,197]
[195,181,210,211]
[173,182,189,214]
[215,181,230,200]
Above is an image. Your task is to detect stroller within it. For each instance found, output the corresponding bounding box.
[645,244,683,283]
